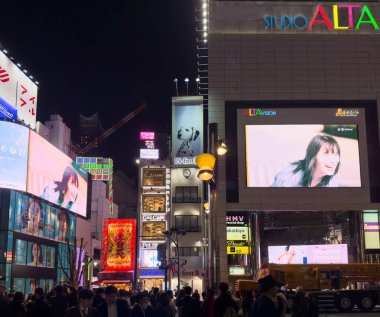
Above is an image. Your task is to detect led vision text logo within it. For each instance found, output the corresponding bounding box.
[243,108,277,117]
[264,4,379,31]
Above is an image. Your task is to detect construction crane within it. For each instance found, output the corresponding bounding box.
[79,102,147,155]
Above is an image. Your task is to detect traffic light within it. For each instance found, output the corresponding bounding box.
[157,243,166,261]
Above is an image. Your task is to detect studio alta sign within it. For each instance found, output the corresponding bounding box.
[264,4,379,31]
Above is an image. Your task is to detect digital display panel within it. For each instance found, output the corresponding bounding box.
[246,125,361,188]
[143,195,166,213]
[268,244,348,264]
[14,239,56,268]
[142,222,166,240]
[0,122,29,191]
[363,210,380,249]
[140,250,161,268]
[76,157,113,181]
[142,168,166,186]
[27,131,88,217]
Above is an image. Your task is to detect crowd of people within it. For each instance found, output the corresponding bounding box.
[0,275,319,317]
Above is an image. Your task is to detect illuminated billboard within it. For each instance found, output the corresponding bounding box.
[143,195,166,213]
[246,125,361,187]
[103,219,136,271]
[172,96,203,166]
[226,212,251,255]
[142,222,166,240]
[268,244,348,264]
[27,131,88,217]
[140,149,159,160]
[76,157,113,181]
[142,168,166,187]
[140,132,155,140]
[363,210,380,249]
[0,51,38,129]
[140,250,160,268]
[0,122,29,190]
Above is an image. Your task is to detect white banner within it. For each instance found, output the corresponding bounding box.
[0,51,38,129]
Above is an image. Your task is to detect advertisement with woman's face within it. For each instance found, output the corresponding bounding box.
[27,131,88,217]
[246,124,361,187]
[0,121,29,191]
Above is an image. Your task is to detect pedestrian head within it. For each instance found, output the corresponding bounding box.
[95,287,105,298]
[79,289,94,309]
[184,286,192,296]
[167,290,174,300]
[295,286,304,294]
[258,275,280,298]
[0,284,6,295]
[192,292,200,301]
[54,285,64,296]
[105,286,118,305]
[118,289,128,299]
[206,288,215,300]
[218,282,229,295]
[158,292,170,306]
[34,287,44,300]
[135,292,149,307]
[13,291,25,304]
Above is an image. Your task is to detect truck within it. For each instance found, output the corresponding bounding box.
[235,263,380,312]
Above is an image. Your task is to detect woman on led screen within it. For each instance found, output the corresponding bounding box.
[22,198,43,236]
[28,242,43,266]
[276,246,297,264]
[56,210,69,243]
[272,135,341,187]
[41,166,79,211]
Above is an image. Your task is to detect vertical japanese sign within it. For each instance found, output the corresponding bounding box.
[102,219,136,271]
[0,51,38,129]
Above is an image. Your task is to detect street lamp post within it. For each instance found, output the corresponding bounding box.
[163,227,186,292]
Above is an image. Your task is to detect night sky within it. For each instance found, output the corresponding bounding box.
[0,1,197,176]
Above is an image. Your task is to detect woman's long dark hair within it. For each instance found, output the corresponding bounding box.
[30,242,43,265]
[55,166,79,207]
[292,135,340,187]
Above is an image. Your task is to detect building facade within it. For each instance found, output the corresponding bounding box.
[205,1,380,284]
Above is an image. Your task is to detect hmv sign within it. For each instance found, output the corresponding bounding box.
[226,212,249,227]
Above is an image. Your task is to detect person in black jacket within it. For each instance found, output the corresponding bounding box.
[27,288,52,317]
[155,292,175,317]
[9,292,26,317]
[177,286,198,317]
[92,288,106,308]
[49,285,68,317]
[249,275,281,317]
[0,284,9,317]
[97,286,131,317]
[65,289,100,317]
[214,283,239,317]
[131,292,155,317]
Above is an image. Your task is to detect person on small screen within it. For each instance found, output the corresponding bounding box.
[272,135,340,187]
[56,210,70,243]
[41,166,79,211]
[28,242,43,266]
[22,198,44,236]
[276,246,296,264]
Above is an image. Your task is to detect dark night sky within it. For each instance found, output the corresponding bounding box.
[0,1,197,176]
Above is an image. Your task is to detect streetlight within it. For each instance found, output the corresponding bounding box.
[195,153,216,181]
[184,78,189,95]
[163,227,186,292]
[217,141,228,156]
[174,78,179,96]
[196,77,200,95]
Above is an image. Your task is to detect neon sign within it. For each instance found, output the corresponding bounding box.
[243,109,277,117]
[264,4,379,31]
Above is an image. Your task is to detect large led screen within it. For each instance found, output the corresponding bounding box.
[27,131,88,217]
[268,244,348,264]
[0,122,29,190]
[246,125,361,187]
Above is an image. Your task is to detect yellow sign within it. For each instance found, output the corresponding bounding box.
[227,227,249,241]
[227,246,251,254]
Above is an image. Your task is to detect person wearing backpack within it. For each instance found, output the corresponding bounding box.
[214,282,239,317]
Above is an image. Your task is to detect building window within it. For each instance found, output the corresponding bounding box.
[175,215,200,232]
[174,247,201,257]
[174,187,199,203]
